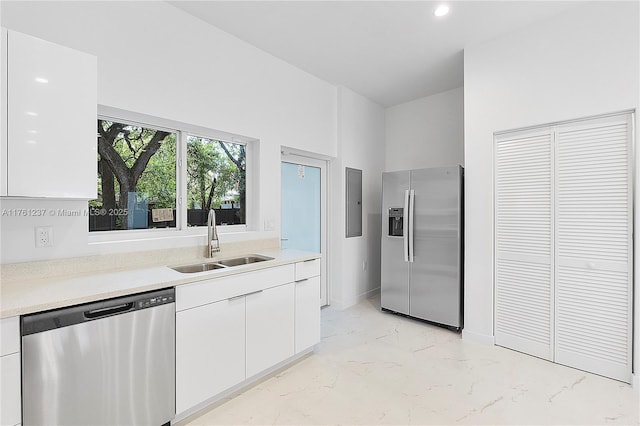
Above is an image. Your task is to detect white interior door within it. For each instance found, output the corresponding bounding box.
[281,153,328,306]
[495,129,554,360]
[554,114,633,383]
[494,111,633,384]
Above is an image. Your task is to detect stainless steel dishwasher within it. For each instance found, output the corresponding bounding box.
[21,288,176,426]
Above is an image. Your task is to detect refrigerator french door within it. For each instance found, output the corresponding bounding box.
[381,166,463,329]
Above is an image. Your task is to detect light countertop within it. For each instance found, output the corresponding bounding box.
[1,248,320,318]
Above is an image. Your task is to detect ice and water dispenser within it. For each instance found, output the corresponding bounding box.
[388,208,403,237]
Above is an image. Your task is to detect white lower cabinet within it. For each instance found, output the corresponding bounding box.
[175,260,320,418]
[1,316,21,426]
[295,276,321,353]
[176,297,245,414]
[246,283,294,378]
[1,353,21,426]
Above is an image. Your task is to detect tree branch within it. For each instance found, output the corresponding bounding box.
[97,122,131,184]
[219,142,244,171]
[130,130,171,182]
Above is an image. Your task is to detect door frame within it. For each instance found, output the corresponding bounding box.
[281,150,330,307]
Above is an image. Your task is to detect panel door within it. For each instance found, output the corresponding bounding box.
[409,166,462,327]
[346,167,363,237]
[246,283,295,378]
[554,114,633,382]
[495,130,553,360]
[281,162,321,252]
[381,170,410,314]
[281,155,328,306]
[176,297,246,414]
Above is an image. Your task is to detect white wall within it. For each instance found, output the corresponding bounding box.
[331,87,385,309]
[385,87,464,171]
[463,1,639,380]
[0,1,337,263]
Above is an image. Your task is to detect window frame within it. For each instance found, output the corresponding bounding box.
[183,132,248,231]
[89,106,255,244]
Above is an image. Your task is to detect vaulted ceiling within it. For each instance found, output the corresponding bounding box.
[170,1,581,107]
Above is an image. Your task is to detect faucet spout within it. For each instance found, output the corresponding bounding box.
[207,209,220,257]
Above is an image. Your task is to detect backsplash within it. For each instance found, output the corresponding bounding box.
[0,238,280,283]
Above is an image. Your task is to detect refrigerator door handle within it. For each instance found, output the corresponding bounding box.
[403,189,410,262]
[408,189,415,262]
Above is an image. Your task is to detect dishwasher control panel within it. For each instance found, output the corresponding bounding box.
[138,293,174,308]
[22,287,175,336]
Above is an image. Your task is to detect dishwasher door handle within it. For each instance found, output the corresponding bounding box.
[84,302,134,319]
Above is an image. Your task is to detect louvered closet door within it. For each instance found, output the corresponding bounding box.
[495,130,553,360]
[555,114,633,383]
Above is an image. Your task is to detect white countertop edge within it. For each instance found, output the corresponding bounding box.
[1,248,321,319]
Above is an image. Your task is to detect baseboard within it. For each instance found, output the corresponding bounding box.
[462,329,495,346]
[334,287,380,310]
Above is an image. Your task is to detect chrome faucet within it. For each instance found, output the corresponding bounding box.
[207,209,220,257]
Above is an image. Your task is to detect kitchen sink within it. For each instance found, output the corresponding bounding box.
[217,255,274,267]
[171,255,273,273]
[171,262,228,273]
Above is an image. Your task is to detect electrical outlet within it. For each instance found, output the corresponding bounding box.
[35,226,53,247]
[264,219,275,231]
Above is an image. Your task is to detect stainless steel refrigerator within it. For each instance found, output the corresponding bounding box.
[381,166,463,329]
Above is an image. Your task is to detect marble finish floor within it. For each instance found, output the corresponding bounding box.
[186,295,639,425]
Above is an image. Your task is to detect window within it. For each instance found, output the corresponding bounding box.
[91,119,177,232]
[186,136,246,227]
[90,114,251,233]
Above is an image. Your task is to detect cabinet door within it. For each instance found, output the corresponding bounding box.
[1,353,21,426]
[1,316,19,356]
[7,30,97,198]
[295,276,321,353]
[176,297,245,414]
[246,283,294,378]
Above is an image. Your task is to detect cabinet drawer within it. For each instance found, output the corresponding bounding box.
[295,258,320,281]
[1,316,19,356]
[176,264,295,311]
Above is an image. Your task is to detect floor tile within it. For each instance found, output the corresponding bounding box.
[186,295,639,425]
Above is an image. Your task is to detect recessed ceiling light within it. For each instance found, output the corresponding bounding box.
[434,5,450,17]
[35,77,48,84]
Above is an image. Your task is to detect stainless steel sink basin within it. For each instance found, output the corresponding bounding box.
[171,255,273,273]
[218,255,274,267]
[171,262,227,273]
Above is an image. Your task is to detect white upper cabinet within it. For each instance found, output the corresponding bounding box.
[2,29,97,198]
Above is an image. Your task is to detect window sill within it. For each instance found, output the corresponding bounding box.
[88,224,249,244]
